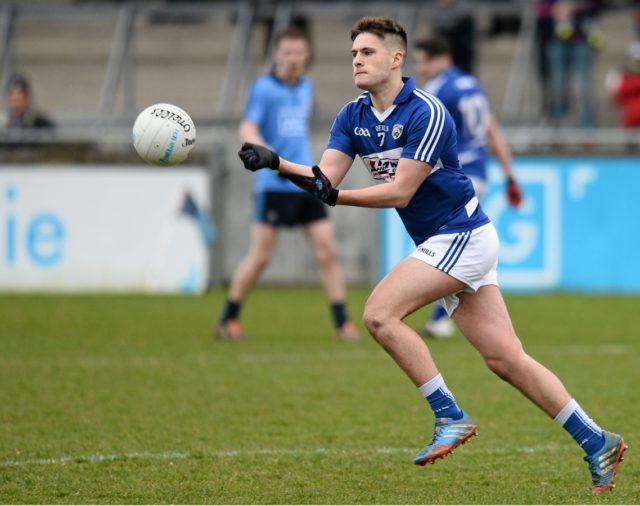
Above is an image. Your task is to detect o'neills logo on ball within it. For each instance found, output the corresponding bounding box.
[159,128,180,163]
[151,107,192,132]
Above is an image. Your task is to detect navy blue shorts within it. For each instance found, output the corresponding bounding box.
[254,191,328,227]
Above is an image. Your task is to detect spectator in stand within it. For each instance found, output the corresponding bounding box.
[546,0,605,128]
[606,40,640,128]
[2,74,55,130]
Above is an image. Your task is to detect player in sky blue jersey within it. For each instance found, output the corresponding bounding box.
[238,17,626,493]
[216,28,360,342]
[414,37,524,338]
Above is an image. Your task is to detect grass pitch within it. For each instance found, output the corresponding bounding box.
[0,289,638,504]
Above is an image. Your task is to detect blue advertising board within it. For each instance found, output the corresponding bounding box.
[380,156,640,293]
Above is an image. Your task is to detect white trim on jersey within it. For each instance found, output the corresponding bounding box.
[430,159,443,174]
[361,146,404,160]
[329,92,370,136]
[412,89,446,163]
[352,92,369,104]
[423,74,447,96]
[370,104,397,123]
[465,196,479,217]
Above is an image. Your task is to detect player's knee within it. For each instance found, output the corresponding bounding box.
[484,356,512,381]
[248,250,273,271]
[484,347,525,381]
[362,304,396,342]
[362,305,384,335]
[315,243,338,269]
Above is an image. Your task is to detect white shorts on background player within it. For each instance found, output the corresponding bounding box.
[410,221,499,316]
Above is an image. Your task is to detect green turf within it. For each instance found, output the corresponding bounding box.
[0,289,638,504]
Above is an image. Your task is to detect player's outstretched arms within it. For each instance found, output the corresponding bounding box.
[278,149,355,206]
[282,155,431,209]
[237,142,331,178]
[238,142,280,171]
[284,166,339,206]
[337,158,430,209]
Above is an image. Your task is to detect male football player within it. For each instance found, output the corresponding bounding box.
[216,28,360,342]
[413,37,523,338]
[237,17,626,493]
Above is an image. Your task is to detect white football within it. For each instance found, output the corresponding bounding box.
[132,103,196,166]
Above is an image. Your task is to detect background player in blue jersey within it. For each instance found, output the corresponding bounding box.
[413,37,524,339]
[237,17,626,493]
[216,28,361,342]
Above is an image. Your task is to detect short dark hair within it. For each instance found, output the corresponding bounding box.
[350,16,407,53]
[274,27,310,48]
[6,73,31,94]
[414,37,451,58]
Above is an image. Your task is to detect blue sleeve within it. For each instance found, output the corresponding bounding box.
[401,96,449,167]
[243,79,268,124]
[326,104,356,158]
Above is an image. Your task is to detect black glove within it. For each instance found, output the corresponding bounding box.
[237,142,280,172]
[283,166,339,206]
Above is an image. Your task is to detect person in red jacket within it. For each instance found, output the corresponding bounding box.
[606,40,640,127]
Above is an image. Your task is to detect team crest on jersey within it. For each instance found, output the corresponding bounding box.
[392,123,403,140]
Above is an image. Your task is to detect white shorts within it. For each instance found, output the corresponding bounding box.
[410,222,499,316]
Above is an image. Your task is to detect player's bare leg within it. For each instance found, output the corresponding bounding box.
[363,257,465,384]
[228,223,279,302]
[304,219,345,303]
[304,218,361,341]
[216,223,278,340]
[453,285,627,492]
[453,285,571,417]
[363,257,478,465]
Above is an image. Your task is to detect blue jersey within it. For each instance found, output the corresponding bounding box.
[328,77,489,245]
[423,67,490,180]
[244,74,315,193]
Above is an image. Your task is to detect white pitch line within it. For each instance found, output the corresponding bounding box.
[0,350,388,369]
[1,344,631,370]
[531,344,631,356]
[0,444,560,469]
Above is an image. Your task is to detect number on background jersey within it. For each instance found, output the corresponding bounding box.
[458,93,489,141]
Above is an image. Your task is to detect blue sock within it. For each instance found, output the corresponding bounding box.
[554,399,605,456]
[432,304,448,321]
[419,374,463,420]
